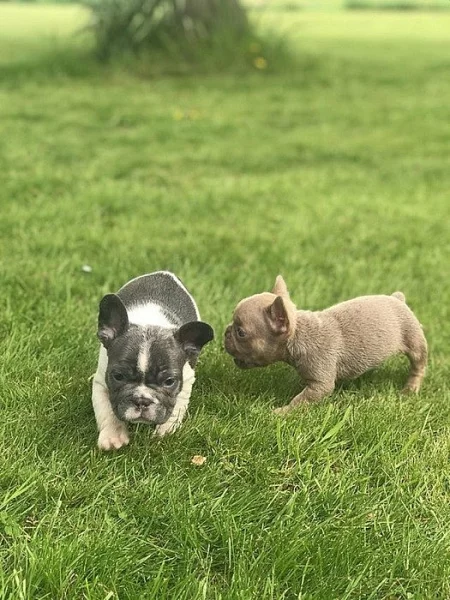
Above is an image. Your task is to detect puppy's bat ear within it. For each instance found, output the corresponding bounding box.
[97,294,129,348]
[266,296,290,335]
[175,321,214,362]
[271,275,289,297]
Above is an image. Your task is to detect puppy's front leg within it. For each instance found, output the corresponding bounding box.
[273,380,335,415]
[92,377,130,450]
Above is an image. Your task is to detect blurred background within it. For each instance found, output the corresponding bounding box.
[2,0,449,312]
[1,0,449,376]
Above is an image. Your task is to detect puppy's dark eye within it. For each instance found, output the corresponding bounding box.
[112,372,125,382]
[236,326,246,338]
[163,377,176,388]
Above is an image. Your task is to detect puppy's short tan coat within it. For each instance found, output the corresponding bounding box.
[224,276,427,414]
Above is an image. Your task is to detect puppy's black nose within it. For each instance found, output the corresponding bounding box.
[133,397,154,408]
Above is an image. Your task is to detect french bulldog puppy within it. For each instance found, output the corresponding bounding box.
[92,271,214,450]
[224,276,427,415]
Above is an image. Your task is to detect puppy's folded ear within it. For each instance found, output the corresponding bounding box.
[271,275,290,297]
[266,296,290,335]
[97,294,129,348]
[174,321,214,361]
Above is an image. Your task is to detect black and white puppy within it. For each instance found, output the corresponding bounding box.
[92,271,214,450]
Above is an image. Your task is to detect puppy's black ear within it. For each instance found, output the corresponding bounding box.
[266,296,290,335]
[174,321,214,361]
[97,294,129,348]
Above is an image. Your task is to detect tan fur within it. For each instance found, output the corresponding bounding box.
[224,276,427,414]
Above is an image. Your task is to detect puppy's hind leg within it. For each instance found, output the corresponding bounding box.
[402,329,428,394]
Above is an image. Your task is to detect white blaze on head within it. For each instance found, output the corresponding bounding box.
[128,302,177,376]
[137,340,149,375]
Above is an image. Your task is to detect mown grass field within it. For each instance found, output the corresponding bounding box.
[1,3,450,599]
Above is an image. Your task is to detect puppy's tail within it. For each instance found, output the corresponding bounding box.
[392,291,406,303]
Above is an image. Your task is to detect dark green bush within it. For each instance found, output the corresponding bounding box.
[83,0,250,60]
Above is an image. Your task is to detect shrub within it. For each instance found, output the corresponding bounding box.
[83,0,250,60]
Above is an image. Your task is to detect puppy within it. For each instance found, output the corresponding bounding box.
[92,271,214,450]
[225,276,427,414]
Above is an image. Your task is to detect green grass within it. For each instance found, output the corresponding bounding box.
[245,0,450,10]
[345,0,450,10]
[1,4,450,599]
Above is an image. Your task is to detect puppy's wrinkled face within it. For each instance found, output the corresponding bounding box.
[224,293,289,369]
[106,326,186,424]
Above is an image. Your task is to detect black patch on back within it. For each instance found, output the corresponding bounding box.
[117,272,198,326]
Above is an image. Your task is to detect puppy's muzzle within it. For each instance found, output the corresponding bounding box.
[132,396,157,409]
[224,325,234,353]
[224,326,255,368]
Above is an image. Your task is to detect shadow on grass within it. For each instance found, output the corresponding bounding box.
[200,352,411,413]
[336,361,410,394]
[199,355,299,406]
[0,45,102,88]
[1,27,311,88]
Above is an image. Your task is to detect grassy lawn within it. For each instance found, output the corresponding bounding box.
[1,3,450,598]
[246,0,450,9]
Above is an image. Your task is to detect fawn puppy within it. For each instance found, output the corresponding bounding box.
[225,276,427,414]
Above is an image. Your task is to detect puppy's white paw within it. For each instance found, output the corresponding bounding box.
[98,427,130,451]
[154,420,180,438]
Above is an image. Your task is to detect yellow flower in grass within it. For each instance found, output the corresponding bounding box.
[173,108,184,121]
[253,57,268,70]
